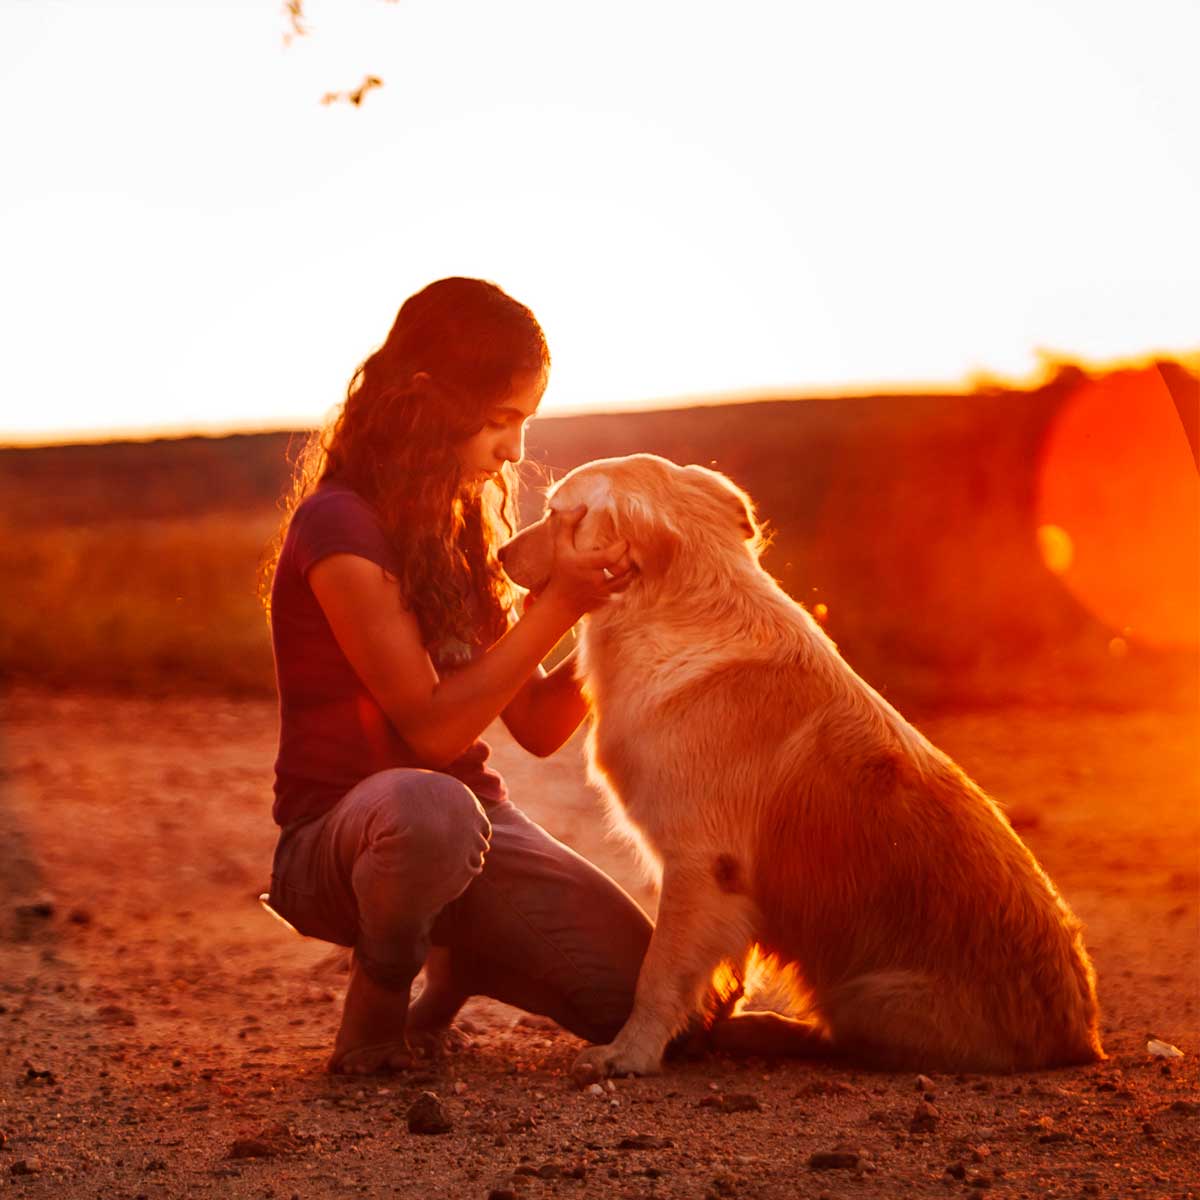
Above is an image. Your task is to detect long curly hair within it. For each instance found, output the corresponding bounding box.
[260,277,549,651]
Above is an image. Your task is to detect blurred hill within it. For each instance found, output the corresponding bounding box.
[1,361,1195,707]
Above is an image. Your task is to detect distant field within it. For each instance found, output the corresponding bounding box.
[0,511,278,693]
[2,362,1195,707]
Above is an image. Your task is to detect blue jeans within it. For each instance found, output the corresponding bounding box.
[267,768,652,1044]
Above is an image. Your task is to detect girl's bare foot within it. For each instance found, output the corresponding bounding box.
[326,956,414,1075]
[406,947,473,1059]
[406,1021,473,1060]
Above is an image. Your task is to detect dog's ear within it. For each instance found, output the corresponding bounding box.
[684,465,760,542]
[733,493,756,540]
[613,491,681,578]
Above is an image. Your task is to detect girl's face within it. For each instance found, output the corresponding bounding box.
[454,368,546,486]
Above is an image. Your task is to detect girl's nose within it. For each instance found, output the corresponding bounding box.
[501,430,524,463]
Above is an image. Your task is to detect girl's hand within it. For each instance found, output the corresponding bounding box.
[538,506,635,620]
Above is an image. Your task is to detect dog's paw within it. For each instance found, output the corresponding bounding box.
[571,1041,663,1085]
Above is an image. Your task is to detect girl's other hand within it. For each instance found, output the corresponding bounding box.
[540,506,635,619]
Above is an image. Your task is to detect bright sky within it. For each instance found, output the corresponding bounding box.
[2,0,1197,444]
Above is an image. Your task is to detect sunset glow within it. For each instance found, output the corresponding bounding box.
[1,0,1198,444]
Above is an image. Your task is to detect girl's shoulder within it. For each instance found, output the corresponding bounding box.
[287,481,399,574]
[296,479,377,520]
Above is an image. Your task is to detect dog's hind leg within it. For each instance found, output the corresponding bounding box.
[821,970,1009,1072]
[707,1010,835,1059]
[572,863,758,1081]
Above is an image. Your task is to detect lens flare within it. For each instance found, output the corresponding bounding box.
[1036,368,1199,649]
[1036,524,1074,575]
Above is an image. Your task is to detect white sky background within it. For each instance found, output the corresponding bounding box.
[1,0,1197,444]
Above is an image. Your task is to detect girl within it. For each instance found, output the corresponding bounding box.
[261,277,651,1075]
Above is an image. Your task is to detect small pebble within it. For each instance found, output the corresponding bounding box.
[699,1092,763,1113]
[618,1134,673,1150]
[227,1138,276,1160]
[809,1150,860,1170]
[909,1099,939,1133]
[406,1091,452,1135]
[1146,1039,1183,1059]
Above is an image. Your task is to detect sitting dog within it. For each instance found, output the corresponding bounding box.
[499,453,1104,1077]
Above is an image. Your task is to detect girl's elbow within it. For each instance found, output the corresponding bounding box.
[523,730,564,758]
[401,728,465,771]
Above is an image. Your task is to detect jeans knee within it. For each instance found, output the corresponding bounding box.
[368,770,491,865]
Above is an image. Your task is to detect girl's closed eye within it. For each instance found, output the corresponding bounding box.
[488,413,534,432]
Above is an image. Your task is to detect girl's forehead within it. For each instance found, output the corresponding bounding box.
[504,367,548,416]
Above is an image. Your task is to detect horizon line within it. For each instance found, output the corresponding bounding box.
[3,351,1195,450]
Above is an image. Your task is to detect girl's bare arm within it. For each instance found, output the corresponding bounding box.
[499,649,588,758]
[308,507,626,768]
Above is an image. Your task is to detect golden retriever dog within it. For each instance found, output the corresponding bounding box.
[499,453,1104,1078]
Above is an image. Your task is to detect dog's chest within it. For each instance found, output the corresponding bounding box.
[588,709,647,802]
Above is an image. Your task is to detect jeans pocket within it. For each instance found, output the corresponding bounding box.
[268,824,355,945]
[267,874,355,947]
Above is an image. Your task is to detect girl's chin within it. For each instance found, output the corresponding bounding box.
[460,472,494,496]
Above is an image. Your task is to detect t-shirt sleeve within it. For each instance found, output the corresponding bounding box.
[290,489,401,578]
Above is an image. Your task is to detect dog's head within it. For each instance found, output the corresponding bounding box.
[499,453,763,599]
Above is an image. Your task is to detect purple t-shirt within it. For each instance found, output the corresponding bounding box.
[270,481,507,827]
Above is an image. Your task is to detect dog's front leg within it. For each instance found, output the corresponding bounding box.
[573,864,756,1081]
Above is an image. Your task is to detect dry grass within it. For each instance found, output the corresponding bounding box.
[3,505,1191,710]
[2,367,1194,706]
[0,511,279,693]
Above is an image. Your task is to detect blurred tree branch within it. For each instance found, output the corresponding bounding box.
[282,0,308,46]
[283,0,398,106]
[321,75,384,107]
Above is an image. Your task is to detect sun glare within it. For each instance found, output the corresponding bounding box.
[0,2,1198,443]
[1035,367,1199,650]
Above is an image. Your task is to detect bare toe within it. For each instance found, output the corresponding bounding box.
[407,1022,473,1060]
[326,1040,413,1076]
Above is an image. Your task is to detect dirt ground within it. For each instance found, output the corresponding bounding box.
[0,687,1197,1199]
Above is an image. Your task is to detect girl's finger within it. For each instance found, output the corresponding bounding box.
[602,563,637,592]
[553,506,588,555]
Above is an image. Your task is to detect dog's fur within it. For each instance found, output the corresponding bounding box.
[500,454,1103,1077]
